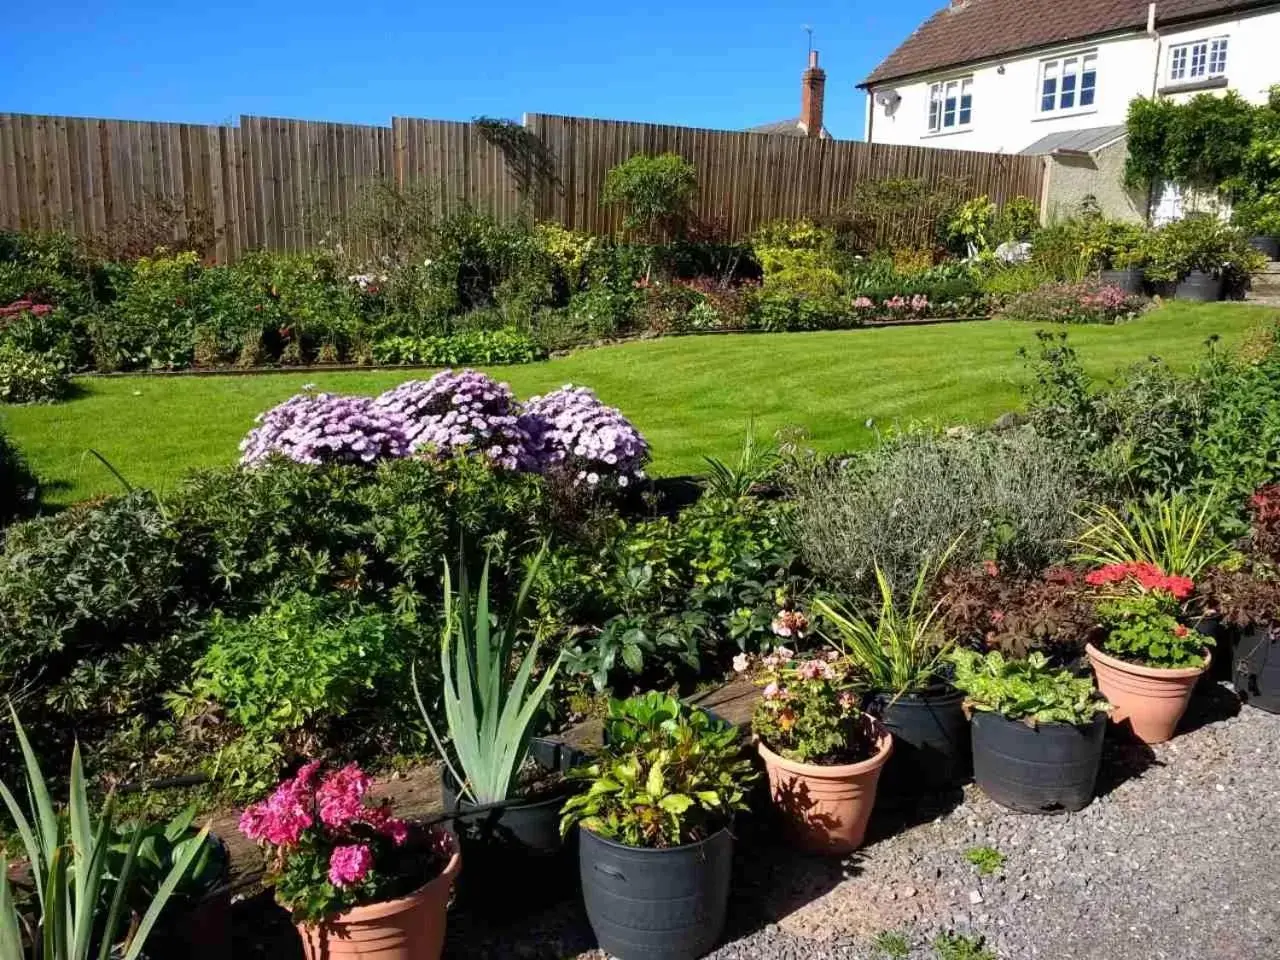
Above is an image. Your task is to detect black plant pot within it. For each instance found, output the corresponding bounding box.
[1175,270,1224,302]
[442,738,580,911]
[579,825,734,960]
[1233,625,1280,713]
[970,710,1106,814]
[1099,267,1145,295]
[1248,235,1280,260]
[867,685,971,802]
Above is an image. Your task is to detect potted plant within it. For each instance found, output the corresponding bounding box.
[951,650,1110,813]
[1146,214,1238,302]
[814,560,970,801]
[737,648,892,854]
[105,806,231,960]
[1199,564,1280,713]
[0,711,210,960]
[413,545,574,909]
[560,693,755,960]
[240,761,460,960]
[1090,220,1147,294]
[1083,562,1209,743]
[1231,194,1280,260]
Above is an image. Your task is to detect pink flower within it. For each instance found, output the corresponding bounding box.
[381,817,410,846]
[239,773,316,848]
[853,296,874,309]
[774,645,795,660]
[732,653,750,673]
[762,682,781,700]
[328,844,374,888]
[796,658,835,680]
[771,610,809,639]
[824,649,839,662]
[317,763,371,828]
[838,691,857,710]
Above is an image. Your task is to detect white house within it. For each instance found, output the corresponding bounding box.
[860,0,1280,156]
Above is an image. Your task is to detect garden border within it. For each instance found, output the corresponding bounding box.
[70,316,993,379]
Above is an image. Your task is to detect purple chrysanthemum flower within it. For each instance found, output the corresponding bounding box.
[239,392,411,466]
[521,384,649,488]
[374,370,533,470]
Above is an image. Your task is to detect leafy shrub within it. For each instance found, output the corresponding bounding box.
[1126,91,1255,192]
[0,428,38,527]
[836,176,963,253]
[170,455,548,617]
[950,650,1107,725]
[0,301,90,368]
[1249,484,1280,563]
[978,261,1053,298]
[369,328,545,366]
[567,284,641,339]
[523,385,650,489]
[559,693,755,848]
[937,565,1098,661]
[1143,213,1263,286]
[752,219,847,300]
[602,154,698,242]
[786,428,1082,601]
[374,370,533,468]
[0,343,70,403]
[0,492,197,766]
[996,282,1146,325]
[94,250,204,370]
[239,392,411,466]
[176,595,424,792]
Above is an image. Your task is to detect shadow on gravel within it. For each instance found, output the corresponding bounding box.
[1094,736,1159,798]
[868,786,966,840]
[1179,680,1242,735]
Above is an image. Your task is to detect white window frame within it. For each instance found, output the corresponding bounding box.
[1038,50,1098,114]
[927,76,973,133]
[1168,36,1229,83]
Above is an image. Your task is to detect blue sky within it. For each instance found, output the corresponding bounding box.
[0,0,938,140]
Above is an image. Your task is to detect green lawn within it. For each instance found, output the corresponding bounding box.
[4,302,1272,506]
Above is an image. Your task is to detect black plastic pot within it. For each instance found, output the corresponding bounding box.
[1249,235,1280,260]
[867,685,971,801]
[1175,270,1224,302]
[579,825,733,960]
[1234,625,1280,713]
[1099,267,1145,295]
[442,738,580,910]
[970,710,1106,814]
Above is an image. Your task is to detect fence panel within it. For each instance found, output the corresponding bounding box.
[0,110,1045,259]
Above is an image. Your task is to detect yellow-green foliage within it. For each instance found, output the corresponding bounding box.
[535,222,597,289]
[751,219,844,298]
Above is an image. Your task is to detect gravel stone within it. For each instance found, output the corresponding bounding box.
[445,689,1280,959]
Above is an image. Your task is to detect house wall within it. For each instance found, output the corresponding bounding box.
[865,6,1280,154]
[1042,139,1148,223]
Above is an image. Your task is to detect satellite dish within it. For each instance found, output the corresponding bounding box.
[875,89,902,114]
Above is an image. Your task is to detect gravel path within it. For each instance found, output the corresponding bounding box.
[443,686,1280,960]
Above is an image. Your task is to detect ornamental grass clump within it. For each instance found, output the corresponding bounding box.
[522,385,649,489]
[374,369,533,470]
[240,760,447,925]
[239,392,410,466]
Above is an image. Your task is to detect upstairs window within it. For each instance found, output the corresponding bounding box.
[928,76,973,132]
[1169,37,1228,82]
[1040,52,1097,113]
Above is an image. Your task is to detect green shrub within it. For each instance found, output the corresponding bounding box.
[785,428,1083,600]
[93,250,203,370]
[601,154,698,242]
[177,594,426,793]
[568,284,640,338]
[0,428,38,527]
[0,343,71,403]
[951,649,1108,725]
[0,491,197,767]
[1143,214,1264,287]
[978,261,1053,298]
[370,328,547,366]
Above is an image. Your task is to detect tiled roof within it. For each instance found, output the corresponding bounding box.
[862,0,1276,86]
[746,117,833,138]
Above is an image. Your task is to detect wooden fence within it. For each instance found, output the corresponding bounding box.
[0,110,1045,260]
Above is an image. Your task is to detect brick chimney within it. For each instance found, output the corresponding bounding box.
[800,50,826,138]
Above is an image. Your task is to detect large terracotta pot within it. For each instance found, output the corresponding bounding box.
[757,719,893,854]
[296,832,461,960]
[1086,643,1209,744]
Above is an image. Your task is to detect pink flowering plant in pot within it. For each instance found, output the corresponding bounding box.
[737,647,893,853]
[240,760,456,927]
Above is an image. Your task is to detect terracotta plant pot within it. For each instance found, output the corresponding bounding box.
[296,832,461,960]
[757,719,893,854]
[1086,643,1209,744]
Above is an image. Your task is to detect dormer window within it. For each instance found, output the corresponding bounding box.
[1039,52,1097,113]
[928,76,973,132]
[1169,37,1228,82]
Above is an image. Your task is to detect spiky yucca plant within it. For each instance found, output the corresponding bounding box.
[414,545,563,805]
